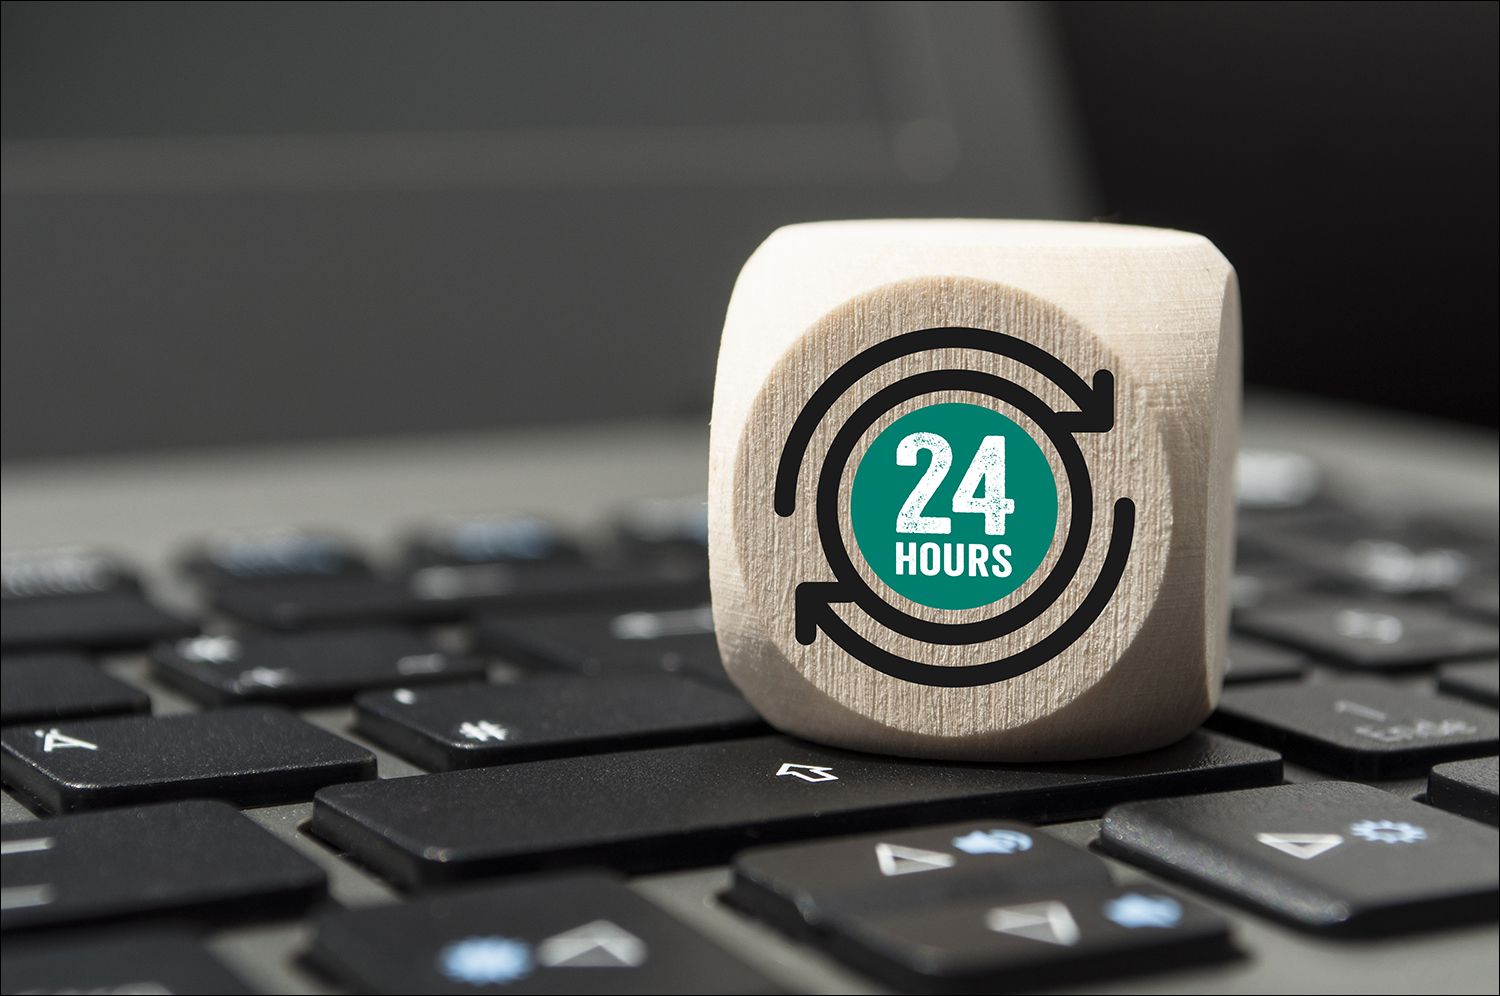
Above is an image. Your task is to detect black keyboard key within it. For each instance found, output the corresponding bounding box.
[1452,576,1500,622]
[1428,756,1498,826]
[404,515,581,569]
[209,573,437,628]
[1,706,375,814]
[1437,659,1499,708]
[3,546,133,600]
[1,590,194,652]
[1,933,252,993]
[1223,634,1307,684]
[308,872,775,994]
[0,800,326,932]
[1238,508,1487,596]
[354,674,764,771]
[1229,562,1324,613]
[151,627,483,706]
[1234,598,1499,668]
[312,731,1280,888]
[616,494,710,557]
[2,548,194,652]
[475,604,731,689]
[1206,679,1498,778]
[727,821,1111,938]
[816,884,1230,994]
[1100,781,1500,935]
[183,528,369,587]
[211,560,709,630]
[1,651,150,726]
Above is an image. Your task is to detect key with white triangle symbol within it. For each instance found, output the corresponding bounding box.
[814,884,1230,993]
[985,900,1081,945]
[875,842,955,876]
[1256,833,1344,859]
[1102,781,1500,934]
[0,707,375,814]
[307,871,776,993]
[536,919,648,968]
[729,820,1111,937]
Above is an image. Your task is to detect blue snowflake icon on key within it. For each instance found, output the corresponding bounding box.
[437,936,533,986]
[1103,893,1183,929]
[952,829,1033,854]
[1349,820,1427,844]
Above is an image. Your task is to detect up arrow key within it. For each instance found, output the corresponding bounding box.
[776,762,838,783]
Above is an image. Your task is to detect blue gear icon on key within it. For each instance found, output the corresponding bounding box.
[952,829,1034,854]
[1349,820,1427,844]
[1103,893,1183,929]
[437,936,534,986]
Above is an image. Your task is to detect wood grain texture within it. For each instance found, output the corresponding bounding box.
[709,220,1238,761]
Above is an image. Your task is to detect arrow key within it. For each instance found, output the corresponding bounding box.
[1100,781,1500,934]
[816,884,1230,993]
[728,820,1112,938]
[307,871,776,993]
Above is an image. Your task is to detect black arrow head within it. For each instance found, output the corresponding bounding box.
[795,582,850,645]
[1054,369,1114,433]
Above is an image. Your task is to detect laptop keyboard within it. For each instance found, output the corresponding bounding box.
[2,462,1497,994]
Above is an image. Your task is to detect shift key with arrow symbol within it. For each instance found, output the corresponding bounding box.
[311,730,1277,888]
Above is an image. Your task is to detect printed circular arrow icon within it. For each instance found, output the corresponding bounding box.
[777,328,1137,687]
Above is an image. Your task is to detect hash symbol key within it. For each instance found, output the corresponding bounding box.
[1100,781,1499,935]
[1206,679,1498,778]
[1,706,375,814]
[354,673,765,771]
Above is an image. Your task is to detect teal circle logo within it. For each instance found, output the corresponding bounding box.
[850,403,1058,611]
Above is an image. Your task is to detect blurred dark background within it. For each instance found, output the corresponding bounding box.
[2,1,1495,462]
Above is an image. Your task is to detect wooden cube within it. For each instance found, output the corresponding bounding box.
[708,220,1239,761]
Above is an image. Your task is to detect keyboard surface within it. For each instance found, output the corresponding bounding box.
[2,394,1496,995]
